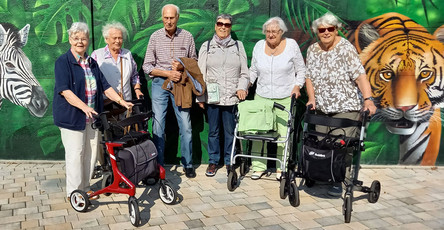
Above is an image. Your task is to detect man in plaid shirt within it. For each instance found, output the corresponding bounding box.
[142,4,198,178]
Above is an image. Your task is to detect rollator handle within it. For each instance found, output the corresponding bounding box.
[273,102,285,111]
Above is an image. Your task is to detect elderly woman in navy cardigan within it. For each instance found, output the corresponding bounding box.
[53,22,132,201]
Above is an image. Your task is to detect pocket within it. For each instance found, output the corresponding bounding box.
[206,82,220,104]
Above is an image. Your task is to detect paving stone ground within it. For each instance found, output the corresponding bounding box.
[0,162,443,229]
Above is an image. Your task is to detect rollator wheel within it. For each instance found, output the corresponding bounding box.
[128,196,140,227]
[368,180,381,203]
[240,161,248,176]
[227,171,238,192]
[305,178,315,188]
[101,172,113,196]
[343,194,352,223]
[289,182,300,207]
[159,182,177,205]
[70,190,89,212]
[279,178,287,199]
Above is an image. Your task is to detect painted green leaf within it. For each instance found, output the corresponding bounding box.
[219,0,259,16]
[282,0,336,38]
[33,0,91,45]
[0,0,7,12]
[95,0,151,49]
[37,122,63,157]
[361,122,400,164]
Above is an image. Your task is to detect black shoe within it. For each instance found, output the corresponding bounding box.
[184,167,196,178]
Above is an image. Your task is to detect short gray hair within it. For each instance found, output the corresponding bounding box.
[216,14,232,24]
[68,22,89,37]
[162,4,180,17]
[102,21,127,40]
[311,12,342,34]
[262,17,288,34]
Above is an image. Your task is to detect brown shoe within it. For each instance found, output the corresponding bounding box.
[87,190,100,200]
[205,164,217,177]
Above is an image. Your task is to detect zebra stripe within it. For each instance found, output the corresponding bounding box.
[0,23,48,117]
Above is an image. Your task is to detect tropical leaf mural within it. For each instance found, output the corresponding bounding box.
[0,0,7,12]
[0,0,443,165]
[92,0,151,49]
[33,0,91,45]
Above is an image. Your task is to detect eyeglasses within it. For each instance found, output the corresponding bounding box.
[216,22,232,28]
[265,30,281,35]
[71,37,88,43]
[318,27,336,33]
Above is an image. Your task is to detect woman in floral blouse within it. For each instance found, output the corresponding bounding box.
[305,12,376,197]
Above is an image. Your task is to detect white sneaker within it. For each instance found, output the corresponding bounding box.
[251,171,265,180]
[275,171,282,181]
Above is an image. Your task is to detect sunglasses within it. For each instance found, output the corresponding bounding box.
[216,22,232,28]
[318,27,336,33]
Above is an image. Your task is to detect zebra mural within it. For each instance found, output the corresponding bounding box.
[0,23,48,117]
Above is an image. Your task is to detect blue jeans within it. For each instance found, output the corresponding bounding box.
[151,77,193,168]
[207,104,235,165]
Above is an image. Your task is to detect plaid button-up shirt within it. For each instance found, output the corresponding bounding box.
[142,28,197,77]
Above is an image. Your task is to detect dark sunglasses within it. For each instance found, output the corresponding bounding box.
[318,26,336,33]
[216,22,232,28]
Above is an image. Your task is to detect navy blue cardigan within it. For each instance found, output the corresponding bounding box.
[53,50,111,130]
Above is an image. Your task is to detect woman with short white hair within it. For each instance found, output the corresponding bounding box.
[248,16,306,180]
[305,12,376,197]
[53,22,132,201]
[91,21,143,102]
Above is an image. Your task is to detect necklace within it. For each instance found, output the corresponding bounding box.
[270,46,279,55]
[267,41,281,56]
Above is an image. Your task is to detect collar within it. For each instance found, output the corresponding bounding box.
[104,45,124,59]
[164,27,181,38]
[68,49,90,64]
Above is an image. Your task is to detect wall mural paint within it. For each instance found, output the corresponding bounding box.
[0,23,49,117]
[0,0,443,165]
[348,13,444,165]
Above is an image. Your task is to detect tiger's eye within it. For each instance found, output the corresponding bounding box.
[380,70,394,81]
[419,70,433,81]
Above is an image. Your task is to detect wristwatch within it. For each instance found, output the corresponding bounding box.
[364,97,375,102]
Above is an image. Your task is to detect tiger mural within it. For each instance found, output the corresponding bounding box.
[348,13,444,165]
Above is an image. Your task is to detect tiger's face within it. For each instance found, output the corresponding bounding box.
[357,16,444,135]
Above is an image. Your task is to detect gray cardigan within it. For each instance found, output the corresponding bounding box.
[197,38,249,105]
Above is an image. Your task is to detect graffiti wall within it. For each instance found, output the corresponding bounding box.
[0,0,443,165]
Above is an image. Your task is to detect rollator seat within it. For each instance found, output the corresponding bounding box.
[238,131,280,141]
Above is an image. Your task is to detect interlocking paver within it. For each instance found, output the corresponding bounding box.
[201,215,229,226]
[0,162,443,229]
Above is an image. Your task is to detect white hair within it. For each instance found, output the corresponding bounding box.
[262,17,288,34]
[67,22,89,37]
[311,12,342,34]
[162,4,180,17]
[102,21,127,40]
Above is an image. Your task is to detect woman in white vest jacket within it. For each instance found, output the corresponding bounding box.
[91,21,143,101]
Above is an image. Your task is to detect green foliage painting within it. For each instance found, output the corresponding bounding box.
[0,0,443,165]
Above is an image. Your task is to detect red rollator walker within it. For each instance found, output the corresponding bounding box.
[69,101,176,227]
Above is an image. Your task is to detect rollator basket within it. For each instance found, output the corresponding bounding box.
[117,139,159,185]
[237,100,276,133]
[302,142,353,183]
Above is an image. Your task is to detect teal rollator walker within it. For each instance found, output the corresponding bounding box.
[226,96,300,207]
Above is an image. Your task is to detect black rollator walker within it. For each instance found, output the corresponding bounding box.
[294,104,381,223]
